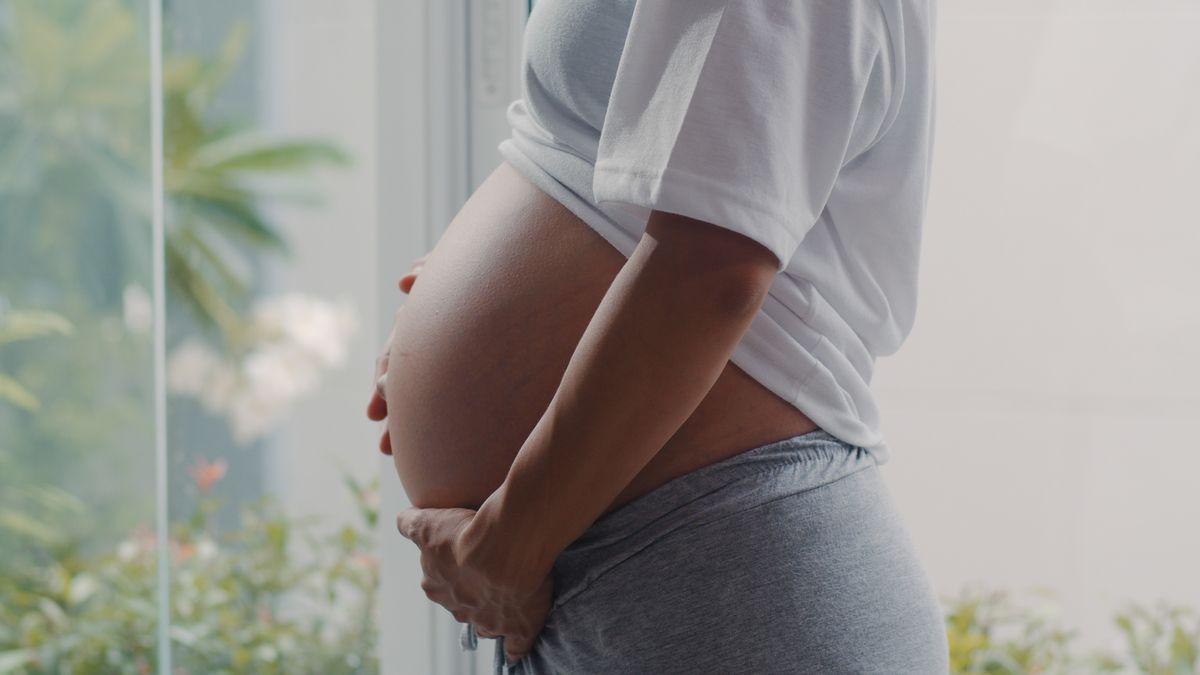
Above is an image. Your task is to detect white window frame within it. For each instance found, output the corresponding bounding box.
[374,1,527,673]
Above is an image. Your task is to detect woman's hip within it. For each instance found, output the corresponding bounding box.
[498,430,948,674]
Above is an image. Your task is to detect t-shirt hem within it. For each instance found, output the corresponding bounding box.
[502,138,892,462]
[593,161,802,271]
[730,330,891,464]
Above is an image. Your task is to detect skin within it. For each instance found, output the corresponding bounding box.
[369,161,816,662]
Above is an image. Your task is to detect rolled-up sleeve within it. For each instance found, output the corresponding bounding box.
[592,0,892,269]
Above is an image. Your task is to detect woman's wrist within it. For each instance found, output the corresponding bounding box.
[458,481,562,595]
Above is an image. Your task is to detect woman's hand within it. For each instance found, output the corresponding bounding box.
[367,255,428,454]
[396,506,554,663]
[397,254,426,294]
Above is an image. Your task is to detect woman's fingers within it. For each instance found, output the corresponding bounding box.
[367,388,388,422]
[500,578,553,662]
[398,272,419,294]
[372,260,423,450]
[375,371,388,402]
[505,634,533,664]
[367,343,390,421]
[396,504,548,663]
[399,255,428,294]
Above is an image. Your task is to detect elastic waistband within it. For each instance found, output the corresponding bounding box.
[550,428,876,609]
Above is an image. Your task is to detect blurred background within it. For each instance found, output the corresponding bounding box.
[0,1,1196,674]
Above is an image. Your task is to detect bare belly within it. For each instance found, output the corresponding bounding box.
[386,162,817,511]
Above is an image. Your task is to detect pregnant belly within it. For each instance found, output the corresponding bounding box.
[386,162,816,510]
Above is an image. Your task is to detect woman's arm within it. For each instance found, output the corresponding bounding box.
[468,209,778,581]
[396,210,779,660]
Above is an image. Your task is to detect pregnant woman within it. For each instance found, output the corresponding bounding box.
[369,0,947,672]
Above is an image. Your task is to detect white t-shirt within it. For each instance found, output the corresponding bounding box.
[499,0,937,462]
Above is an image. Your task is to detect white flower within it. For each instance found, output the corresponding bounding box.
[167,341,220,396]
[199,363,240,413]
[194,537,219,561]
[117,540,139,562]
[167,293,357,444]
[254,293,357,367]
[68,574,99,605]
[243,343,318,402]
[122,284,153,335]
[228,386,286,445]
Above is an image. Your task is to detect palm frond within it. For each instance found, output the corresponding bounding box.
[191,134,350,174]
[0,310,73,345]
[0,374,39,411]
[173,224,251,296]
[173,193,287,252]
[164,237,244,342]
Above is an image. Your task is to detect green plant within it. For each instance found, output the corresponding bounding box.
[0,0,152,309]
[0,0,349,345]
[945,589,1200,675]
[0,3,371,671]
[0,308,85,564]
[945,587,1077,674]
[0,0,351,558]
[161,21,349,347]
[0,309,72,411]
[1094,604,1200,675]
[0,469,380,675]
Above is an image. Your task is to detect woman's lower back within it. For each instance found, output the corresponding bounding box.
[385,161,817,510]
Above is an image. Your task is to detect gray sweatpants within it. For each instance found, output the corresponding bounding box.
[480,429,949,674]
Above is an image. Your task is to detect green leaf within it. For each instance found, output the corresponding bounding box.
[1170,624,1197,668]
[0,649,36,674]
[10,1,68,81]
[199,21,251,105]
[191,134,350,174]
[174,225,251,295]
[163,54,206,93]
[0,309,73,345]
[0,507,62,542]
[27,483,86,515]
[0,374,39,411]
[73,0,137,67]
[164,237,243,338]
[175,193,288,252]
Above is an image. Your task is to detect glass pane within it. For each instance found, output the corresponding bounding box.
[0,0,162,670]
[161,1,378,671]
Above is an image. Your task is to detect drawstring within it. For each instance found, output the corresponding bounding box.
[461,623,520,673]
[460,622,479,651]
[494,635,514,673]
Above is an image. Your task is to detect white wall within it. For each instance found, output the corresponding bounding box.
[876,0,1200,647]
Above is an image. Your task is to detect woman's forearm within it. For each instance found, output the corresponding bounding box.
[465,209,780,585]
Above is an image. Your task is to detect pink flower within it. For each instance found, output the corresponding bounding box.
[118,524,158,560]
[171,540,196,563]
[188,457,228,494]
[352,552,380,571]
